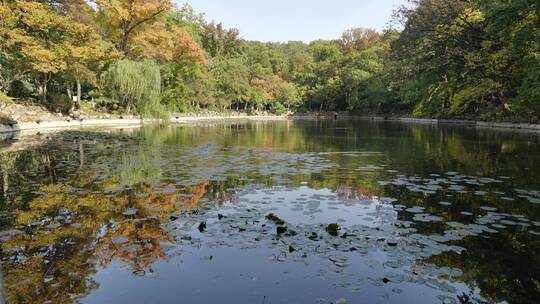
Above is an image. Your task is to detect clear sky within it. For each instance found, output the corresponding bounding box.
[177,0,407,42]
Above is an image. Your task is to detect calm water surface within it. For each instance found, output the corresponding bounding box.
[0,120,539,304]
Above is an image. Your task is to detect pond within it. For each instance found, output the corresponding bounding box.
[0,120,539,304]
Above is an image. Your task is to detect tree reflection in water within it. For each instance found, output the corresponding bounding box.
[0,121,538,303]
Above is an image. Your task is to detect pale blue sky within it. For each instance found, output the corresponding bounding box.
[177,0,407,42]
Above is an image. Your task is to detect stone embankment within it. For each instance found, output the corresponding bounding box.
[351,116,540,131]
[0,117,20,140]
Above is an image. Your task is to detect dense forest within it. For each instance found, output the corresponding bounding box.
[0,0,538,121]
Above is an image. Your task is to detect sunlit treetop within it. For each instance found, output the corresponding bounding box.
[131,22,207,64]
[93,0,174,54]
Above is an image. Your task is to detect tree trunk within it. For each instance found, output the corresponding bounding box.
[119,37,128,55]
[35,73,49,104]
[66,81,73,101]
[75,78,81,109]
[2,171,8,199]
[119,21,130,56]
[126,97,132,114]
[42,81,47,104]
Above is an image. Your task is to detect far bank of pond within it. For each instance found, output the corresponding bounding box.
[2,114,540,140]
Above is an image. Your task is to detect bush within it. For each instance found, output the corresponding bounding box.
[49,93,73,114]
[0,91,12,104]
[271,102,287,115]
[8,79,34,99]
[95,97,121,112]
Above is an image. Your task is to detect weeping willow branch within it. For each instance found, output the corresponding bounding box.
[101,59,169,120]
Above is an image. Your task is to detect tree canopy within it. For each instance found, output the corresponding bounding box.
[0,0,538,120]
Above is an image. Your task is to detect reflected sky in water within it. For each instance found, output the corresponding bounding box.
[0,120,539,304]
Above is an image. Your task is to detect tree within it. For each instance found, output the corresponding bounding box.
[0,1,67,103]
[305,40,345,110]
[339,28,381,53]
[514,55,540,118]
[388,0,539,119]
[165,3,205,38]
[0,1,116,105]
[211,57,251,111]
[200,22,243,58]
[100,59,167,119]
[483,0,540,118]
[391,0,487,116]
[41,0,98,28]
[161,61,216,112]
[130,22,206,64]
[64,24,119,110]
[341,46,385,112]
[272,77,301,112]
[94,0,173,55]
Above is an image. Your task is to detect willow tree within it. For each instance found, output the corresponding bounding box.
[101,59,168,119]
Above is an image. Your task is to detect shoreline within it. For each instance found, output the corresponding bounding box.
[12,115,290,137]
[1,114,540,137]
[352,116,540,131]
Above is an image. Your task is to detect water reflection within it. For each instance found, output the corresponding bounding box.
[0,121,539,304]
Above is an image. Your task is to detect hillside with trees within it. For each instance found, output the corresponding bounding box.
[0,0,538,121]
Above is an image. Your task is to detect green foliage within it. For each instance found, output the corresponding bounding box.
[390,0,540,119]
[101,60,168,119]
[0,1,117,104]
[0,91,12,105]
[273,80,301,111]
[166,4,205,39]
[212,57,251,109]
[513,54,540,115]
[118,150,162,186]
[1,0,538,120]
[342,45,388,112]
[451,79,503,114]
[95,96,121,113]
[49,93,73,114]
[200,22,242,58]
